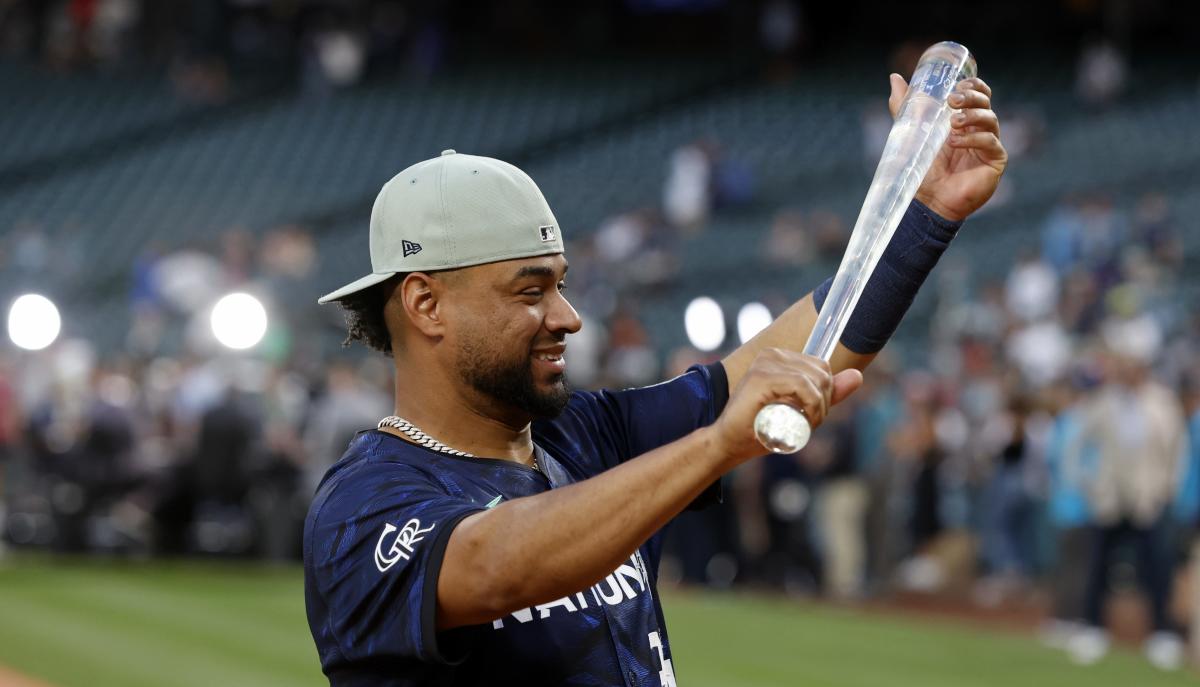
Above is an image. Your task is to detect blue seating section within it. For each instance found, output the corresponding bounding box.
[1,55,1197,357]
[0,63,201,170]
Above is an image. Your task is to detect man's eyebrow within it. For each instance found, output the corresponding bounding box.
[513,263,569,280]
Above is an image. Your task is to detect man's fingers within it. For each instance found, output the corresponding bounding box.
[951,108,1000,135]
[830,369,864,406]
[791,374,829,428]
[947,130,1004,158]
[948,87,990,111]
[753,350,834,427]
[964,76,992,98]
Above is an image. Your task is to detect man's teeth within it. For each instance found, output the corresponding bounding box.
[534,353,562,361]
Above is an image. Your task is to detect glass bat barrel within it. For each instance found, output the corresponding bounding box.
[805,41,976,360]
[754,41,976,455]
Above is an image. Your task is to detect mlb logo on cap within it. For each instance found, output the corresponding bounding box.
[539,225,556,242]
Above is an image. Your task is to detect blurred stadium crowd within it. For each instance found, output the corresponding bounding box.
[3,0,1200,672]
[0,0,449,96]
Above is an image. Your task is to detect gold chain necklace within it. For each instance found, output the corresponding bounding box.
[377,415,540,471]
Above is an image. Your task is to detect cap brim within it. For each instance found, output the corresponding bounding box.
[317,272,397,304]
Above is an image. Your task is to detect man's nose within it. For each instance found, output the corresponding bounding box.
[547,292,583,335]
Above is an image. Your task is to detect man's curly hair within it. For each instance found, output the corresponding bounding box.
[338,275,402,356]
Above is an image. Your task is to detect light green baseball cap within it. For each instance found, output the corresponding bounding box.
[318,149,565,304]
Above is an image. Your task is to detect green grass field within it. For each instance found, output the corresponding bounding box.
[0,556,1192,687]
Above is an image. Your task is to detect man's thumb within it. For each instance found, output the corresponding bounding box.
[831,368,864,405]
[888,73,907,118]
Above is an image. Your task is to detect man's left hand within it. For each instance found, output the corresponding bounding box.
[888,74,1008,222]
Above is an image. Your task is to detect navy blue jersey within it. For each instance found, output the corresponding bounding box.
[304,363,729,686]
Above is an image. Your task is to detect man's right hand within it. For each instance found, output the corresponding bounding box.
[438,350,861,630]
[708,348,863,466]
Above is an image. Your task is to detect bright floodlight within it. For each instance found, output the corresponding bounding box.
[7,294,61,351]
[211,292,268,350]
[737,302,773,344]
[684,296,725,352]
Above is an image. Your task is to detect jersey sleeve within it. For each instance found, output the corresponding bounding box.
[547,362,729,505]
[306,462,483,667]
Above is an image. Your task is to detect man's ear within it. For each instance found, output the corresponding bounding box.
[395,272,447,339]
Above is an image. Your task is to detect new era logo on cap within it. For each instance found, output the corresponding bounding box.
[539,225,556,242]
[402,240,423,257]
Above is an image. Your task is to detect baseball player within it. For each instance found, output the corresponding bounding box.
[304,75,1005,685]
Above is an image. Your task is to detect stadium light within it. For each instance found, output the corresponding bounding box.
[737,302,773,344]
[210,292,268,350]
[7,294,61,351]
[684,296,725,352]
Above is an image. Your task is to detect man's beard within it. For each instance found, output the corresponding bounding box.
[458,338,572,420]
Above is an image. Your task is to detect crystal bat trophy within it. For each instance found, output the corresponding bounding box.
[753,41,977,454]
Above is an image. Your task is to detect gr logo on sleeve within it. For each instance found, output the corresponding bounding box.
[374,518,435,572]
